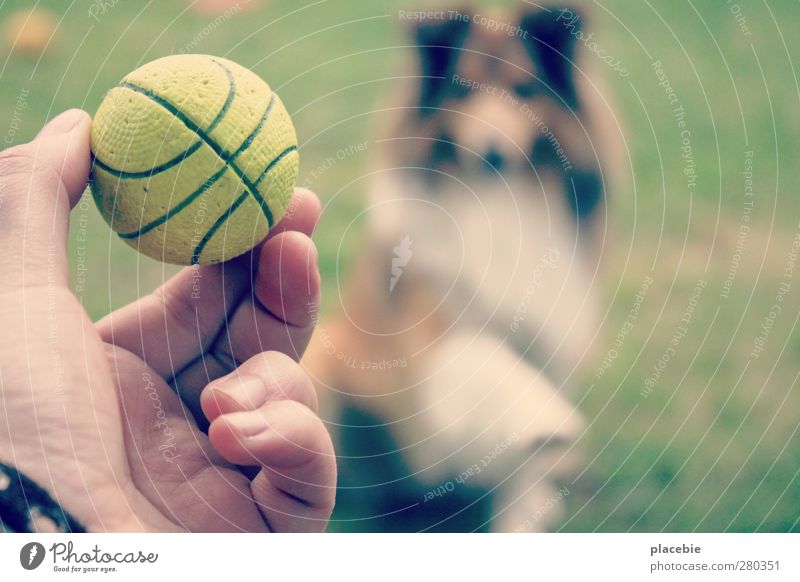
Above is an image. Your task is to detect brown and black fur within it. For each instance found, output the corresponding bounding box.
[306,4,622,532]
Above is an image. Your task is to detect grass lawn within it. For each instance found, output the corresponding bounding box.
[0,0,797,531]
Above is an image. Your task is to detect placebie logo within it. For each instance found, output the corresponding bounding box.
[20,542,46,570]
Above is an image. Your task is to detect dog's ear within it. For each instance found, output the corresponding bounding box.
[413,16,471,114]
[520,6,583,109]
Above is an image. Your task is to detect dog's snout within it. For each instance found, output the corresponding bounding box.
[484,146,505,171]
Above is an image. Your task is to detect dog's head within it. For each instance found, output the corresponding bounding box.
[397,5,604,220]
[364,6,612,378]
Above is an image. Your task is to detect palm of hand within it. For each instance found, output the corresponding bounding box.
[0,110,334,533]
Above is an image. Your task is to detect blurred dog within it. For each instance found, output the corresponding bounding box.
[305,4,621,532]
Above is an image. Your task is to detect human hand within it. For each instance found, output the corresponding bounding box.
[0,109,335,532]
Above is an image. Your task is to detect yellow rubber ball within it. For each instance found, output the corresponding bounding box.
[90,54,299,265]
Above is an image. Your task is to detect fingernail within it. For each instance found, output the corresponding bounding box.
[37,109,87,139]
[212,374,268,411]
[231,409,271,437]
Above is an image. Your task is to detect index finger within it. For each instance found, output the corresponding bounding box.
[96,187,321,382]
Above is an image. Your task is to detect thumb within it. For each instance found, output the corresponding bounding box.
[0,109,91,289]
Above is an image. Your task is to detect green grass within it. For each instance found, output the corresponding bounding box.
[0,0,797,532]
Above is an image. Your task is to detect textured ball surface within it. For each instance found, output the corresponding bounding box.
[90,54,299,265]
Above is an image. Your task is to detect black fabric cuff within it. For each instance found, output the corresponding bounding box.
[0,462,86,533]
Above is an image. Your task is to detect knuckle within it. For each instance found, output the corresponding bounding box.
[0,143,37,174]
[0,143,64,199]
[254,351,318,411]
[0,143,61,183]
[282,401,328,454]
[152,283,205,340]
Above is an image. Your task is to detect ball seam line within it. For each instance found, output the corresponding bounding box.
[253,144,298,187]
[116,164,230,239]
[92,139,205,179]
[206,58,238,133]
[182,144,297,261]
[184,142,297,261]
[190,189,251,264]
[90,59,236,179]
[114,92,279,239]
[115,80,277,227]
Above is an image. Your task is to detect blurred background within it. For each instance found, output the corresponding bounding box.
[0,0,797,532]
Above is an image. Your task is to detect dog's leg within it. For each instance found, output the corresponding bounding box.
[393,327,584,529]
